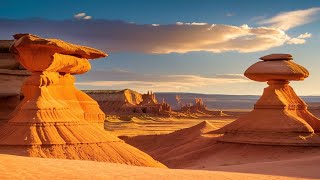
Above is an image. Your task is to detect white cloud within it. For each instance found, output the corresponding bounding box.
[297,32,312,39]
[176,22,208,26]
[226,13,234,17]
[74,12,86,19]
[83,16,92,20]
[287,38,306,44]
[258,7,320,30]
[74,12,92,20]
[287,32,312,44]
[190,22,208,26]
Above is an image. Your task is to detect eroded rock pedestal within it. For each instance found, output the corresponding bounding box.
[214,54,320,146]
[0,34,165,167]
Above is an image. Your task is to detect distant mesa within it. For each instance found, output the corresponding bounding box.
[178,98,226,117]
[85,90,224,118]
[85,89,172,116]
[210,53,320,146]
[0,34,165,168]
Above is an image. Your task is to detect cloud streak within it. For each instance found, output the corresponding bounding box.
[258,7,320,30]
[76,69,250,92]
[287,32,312,45]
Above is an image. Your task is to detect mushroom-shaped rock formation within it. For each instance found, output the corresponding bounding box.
[211,54,320,146]
[0,34,165,168]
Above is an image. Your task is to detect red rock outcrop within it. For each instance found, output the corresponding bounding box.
[141,91,158,105]
[212,54,320,146]
[86,89,172,115]
[0,34,165,167]
[179,98,221,117]
[180,98,207,113]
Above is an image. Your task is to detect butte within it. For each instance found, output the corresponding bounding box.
[0,34,165,168]
[211,54,320,146]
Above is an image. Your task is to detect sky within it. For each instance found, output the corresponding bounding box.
[0,0,319,95]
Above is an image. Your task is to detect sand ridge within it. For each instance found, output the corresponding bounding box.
[123,120,320,169]
[0,153,319,180]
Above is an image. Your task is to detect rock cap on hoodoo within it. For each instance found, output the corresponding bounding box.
[12,34,107,59]
[260,54,292,61]
[244,54,309,82]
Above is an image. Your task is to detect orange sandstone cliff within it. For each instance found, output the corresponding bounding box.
[0,34,165,167]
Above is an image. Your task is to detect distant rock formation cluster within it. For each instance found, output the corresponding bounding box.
[178,98,222,116]
[0,40,30,120]
[86,89,172,115]
[180,98,207,113]
[214,54,320,146]
[85,90,226,117]
[0,34,165,167]
[141,91,158,105]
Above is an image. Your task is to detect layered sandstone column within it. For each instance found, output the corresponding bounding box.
[214,54,320,146]
[9,34,105,127]
[0,34,165,167]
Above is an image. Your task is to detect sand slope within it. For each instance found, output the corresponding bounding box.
[0,154,319,180]
[122,121,219,167]
[124,121,320,169]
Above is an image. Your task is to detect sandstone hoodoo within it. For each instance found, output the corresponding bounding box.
[0,34,165,167]
[212,54,320,146]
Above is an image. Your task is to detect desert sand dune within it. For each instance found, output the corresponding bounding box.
[122,120,219,167]
[123,120,320,169]
[0,153,319,180]
[106,116,234,136]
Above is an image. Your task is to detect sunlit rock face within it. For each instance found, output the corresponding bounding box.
[180,98,208,113]
[0,40,30,120]
[0,34,165,168]
[9,33,106,126]
[86,89,172,115]
[213,54,320,146]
